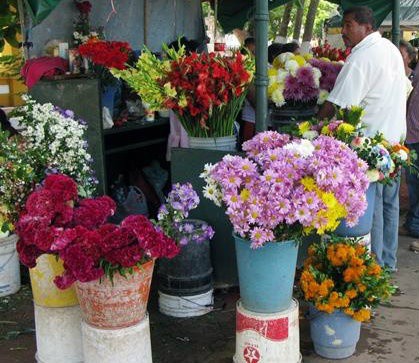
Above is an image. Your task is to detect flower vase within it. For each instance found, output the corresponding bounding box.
[29,254,79,308]
[334,182,377,237]
[75,259,154,329]
[234,235,299,313]
[189,136,236,151]
[309,305,361,359]
[0,234,20,297]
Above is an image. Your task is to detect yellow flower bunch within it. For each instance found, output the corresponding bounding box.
[301,177,347,235]
[300,235,395,322]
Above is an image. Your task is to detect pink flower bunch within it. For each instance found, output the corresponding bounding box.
[15,174,179,289]
[283,66,320,103]
[201,132,369,248]
[309,58,343,92]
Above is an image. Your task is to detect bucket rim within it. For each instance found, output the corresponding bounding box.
[233,233,296,247]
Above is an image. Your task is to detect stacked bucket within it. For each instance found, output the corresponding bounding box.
[233,237,302,363]
[30,255,83,363]
[78,260,155,363]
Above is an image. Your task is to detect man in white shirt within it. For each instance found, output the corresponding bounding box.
[318,6,407,272]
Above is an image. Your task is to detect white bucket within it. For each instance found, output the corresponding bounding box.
[158,289,214,317]
[233,299,301,363]
[82,314,152,363]
[34,304,83,363]
[189,136,236,151]
[0,234,21,297]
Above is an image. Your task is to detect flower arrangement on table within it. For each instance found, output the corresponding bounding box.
[10,95,96,195]
[156,183,215,246]
[300,235,395,322]
[268,52,321,108]
[78,38,132,85]
[1,97,95,236]
[112,44,255,137]
[15,174,182,289]
[73,0,98,46]
[297,106,417,183]
[200,131,369,248]
[311,42,351,62]
[0,131,36,236]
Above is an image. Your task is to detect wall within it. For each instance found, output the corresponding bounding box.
[29,0,204,56]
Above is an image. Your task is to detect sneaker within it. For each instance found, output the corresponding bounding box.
[410,240,419,252]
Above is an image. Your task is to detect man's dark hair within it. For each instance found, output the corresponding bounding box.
[400,39,417,61]
[343,6,376,30]
[281,42,300,54]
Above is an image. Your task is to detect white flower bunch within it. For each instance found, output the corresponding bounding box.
[13,95,97,196]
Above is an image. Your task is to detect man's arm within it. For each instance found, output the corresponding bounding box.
[317,101,336,120]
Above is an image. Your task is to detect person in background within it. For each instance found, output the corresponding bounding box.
[318,6,407,272]
[243,37,256,55]
[399,39,417,81]
[0,108,17,136]
[400,62,419,253]
[268,43,283,65]
[281,42,300,54]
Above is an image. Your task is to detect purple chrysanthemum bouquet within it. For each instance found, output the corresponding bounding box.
[156,183,214,246]
[201,131,369,248]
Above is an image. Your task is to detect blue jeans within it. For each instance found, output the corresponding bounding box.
[405,143,419,236]
[371,178,400,270]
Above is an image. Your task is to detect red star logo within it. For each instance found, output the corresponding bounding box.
[243,345,260,363]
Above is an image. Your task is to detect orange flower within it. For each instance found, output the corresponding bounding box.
[316,302,334,314]
[345,289,357,299]
[367,263,382,276]
[308,245,316,256]
[343,265,366,282]
[349,256,364,267]
[353,308,371,322]
[344,307,354,316]
[357,283,367,292]
[355,244,366,256]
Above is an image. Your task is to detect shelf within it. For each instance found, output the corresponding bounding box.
[103,118,169,135]
[105,138,167,155]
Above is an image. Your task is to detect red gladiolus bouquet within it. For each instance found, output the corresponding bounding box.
[311,42,351,62]
[15,174,180,289]
[162,51,254,137]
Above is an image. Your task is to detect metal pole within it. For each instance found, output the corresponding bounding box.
[254,0,269,132]
[392,0,400,46]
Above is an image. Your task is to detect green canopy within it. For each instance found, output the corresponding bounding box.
[218,0,393,33]
[24,0,63,25]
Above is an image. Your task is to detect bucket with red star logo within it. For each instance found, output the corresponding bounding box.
[233,299,301,363]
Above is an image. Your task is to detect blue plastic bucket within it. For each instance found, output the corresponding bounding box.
[334,182,376,237]
[309,305,361,359]
[234,235,298,313]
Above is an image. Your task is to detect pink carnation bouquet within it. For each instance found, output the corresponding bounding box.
[15,174,180,288]
[200,131,369,248]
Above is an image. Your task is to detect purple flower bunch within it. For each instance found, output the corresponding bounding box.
[284,66,320,103]
[157,183,214,246]
[201,132,369,248]
[309,58,343,92]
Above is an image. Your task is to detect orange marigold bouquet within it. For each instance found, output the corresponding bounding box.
[300,235,395,322]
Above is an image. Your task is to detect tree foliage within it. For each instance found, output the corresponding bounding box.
[0,0,21,52]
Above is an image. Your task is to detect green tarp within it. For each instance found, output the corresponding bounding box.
[218,0,393,33]
[24,0,62,25]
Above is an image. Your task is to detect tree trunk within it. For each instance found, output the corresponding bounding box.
[278,1,294,42]
[301,0,320,52]
[293,0,305,42]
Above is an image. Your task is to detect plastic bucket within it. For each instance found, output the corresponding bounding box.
[30,254,78,307]
[189,136,236,151]
[234,235,299,313]
[158,289,213,317]
[75,259,154,329]
[309,305,361,359]
[234,299,301,363]
[335,182,377,237]
[82,314,152,363]
[34,304,83,363]
[0,234,20,297]
[158,220,213,296]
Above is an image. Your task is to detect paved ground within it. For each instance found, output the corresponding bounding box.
[0,232,418,363]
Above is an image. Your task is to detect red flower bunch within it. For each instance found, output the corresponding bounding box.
[312,42,351,62]
[162,51,253,136]
[75,0,92,14]
[15,174,180,289]
[78,39,132,70]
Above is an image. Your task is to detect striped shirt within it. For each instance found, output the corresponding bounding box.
[407,63,419,144]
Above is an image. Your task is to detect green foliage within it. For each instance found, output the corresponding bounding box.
[269,0,337,41]
[0,0,21,52]
[0,54,23,78]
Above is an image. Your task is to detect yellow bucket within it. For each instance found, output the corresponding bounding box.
[29,254,78,307]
